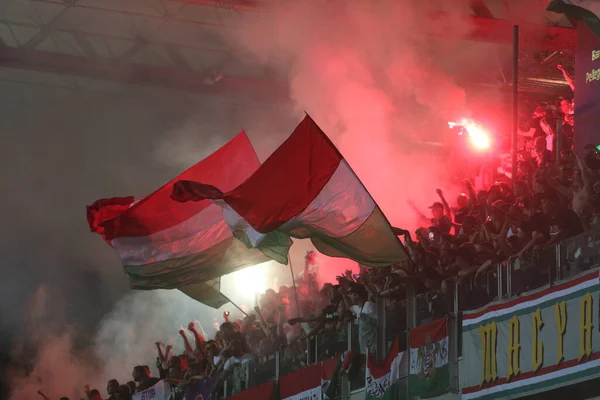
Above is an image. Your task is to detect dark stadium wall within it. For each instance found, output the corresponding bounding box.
[575,22,600,153]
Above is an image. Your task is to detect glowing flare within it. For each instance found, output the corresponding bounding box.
[222,261,270,305]
[464,123,491,150]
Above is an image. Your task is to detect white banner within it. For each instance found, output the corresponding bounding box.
[283,386,320,400]
[132,380,172,400]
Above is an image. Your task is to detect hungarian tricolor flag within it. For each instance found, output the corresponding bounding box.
[87,132,292,308]
[322,350,354,399]
[548,0,600,37]
[365,338,406,400]
[408,317,449,398]
[171,115,408,268]
[279,364,322,400]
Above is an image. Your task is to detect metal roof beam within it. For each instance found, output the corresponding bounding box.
[165,45,193,70]
[428,14,576,50]
[0,47,287,99]
[23,8,69,50]
[70,31,99,58]
[166,0,261,12]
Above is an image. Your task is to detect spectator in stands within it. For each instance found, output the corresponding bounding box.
[106,379,119,400]
[87,389,103,400]
[218,322,245,350]
[114,385,132,400]
[132,365,159,392]
[342,283,377,356]
[533,136,552,167]
[541,191,583,244]
[258,309,287,356]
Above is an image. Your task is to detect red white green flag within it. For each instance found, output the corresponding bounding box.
[408,317,450,398]
[322,350,354,400]
[171,115,408,268]
[365,338,406,400]
[86,132,292,308]
[280,364,322,400]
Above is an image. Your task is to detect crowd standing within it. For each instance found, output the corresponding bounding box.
[43,64,600,400]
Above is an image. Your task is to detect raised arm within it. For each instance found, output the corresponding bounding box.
[436,189,453,219]
[188,322,207,359]
[155,341,169,368]
[557,64,575,92]
[178,328,195,359]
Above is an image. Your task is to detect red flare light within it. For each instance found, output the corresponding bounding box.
[448,119,492,151]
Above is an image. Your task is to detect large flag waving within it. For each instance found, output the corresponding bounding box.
[87,132,292,308]
[171,115,408,268]
[548,0,600,37]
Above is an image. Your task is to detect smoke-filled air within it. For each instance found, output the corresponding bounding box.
[2,0,518,398]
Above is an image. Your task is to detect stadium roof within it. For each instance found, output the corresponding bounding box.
[0,0,576,96]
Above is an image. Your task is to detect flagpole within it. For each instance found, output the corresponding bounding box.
[220,293,249,318]
[289,257,302,318]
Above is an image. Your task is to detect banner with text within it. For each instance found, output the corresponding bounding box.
[462,271,600,400]
[133,380,172,400]
[575,22,600,152]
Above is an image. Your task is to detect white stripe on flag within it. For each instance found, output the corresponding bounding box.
[280,160,375,238]
[111,203,231,266]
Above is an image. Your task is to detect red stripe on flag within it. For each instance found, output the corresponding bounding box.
[368,338,399,379]
[410,317,447,349]
[322,355,340,381]
[86,196,135,240]
[279,363,321,398]
[90,132,259,240]
[221,115,343,233]
[462,271,598,321]
[228,380,274,400]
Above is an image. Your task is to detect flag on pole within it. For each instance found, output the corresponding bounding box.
[547,0,600,37]
[408,317,450,398]
[171,115,409,268]
[87,132,292,308]
[322,350,354,400]
[365,338,405,400]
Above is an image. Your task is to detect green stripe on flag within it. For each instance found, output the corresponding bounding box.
[408,365,450,399]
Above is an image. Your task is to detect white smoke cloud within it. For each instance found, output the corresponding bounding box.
[5,1,513,398]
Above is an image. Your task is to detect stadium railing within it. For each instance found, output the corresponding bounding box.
[224,231,600,399]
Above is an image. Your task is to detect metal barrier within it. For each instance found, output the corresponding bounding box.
[224,232,600,399]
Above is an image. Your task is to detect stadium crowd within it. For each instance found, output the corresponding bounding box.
[46,65,600,400]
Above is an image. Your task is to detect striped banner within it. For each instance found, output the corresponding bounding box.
[461,271,600,400]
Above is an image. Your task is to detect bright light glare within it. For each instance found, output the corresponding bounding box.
[221,262,270,307]
[464,123,491,150]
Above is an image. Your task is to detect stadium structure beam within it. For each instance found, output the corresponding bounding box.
[428,13,575,49]
[173,0,575,49]
[0,47,288,99]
